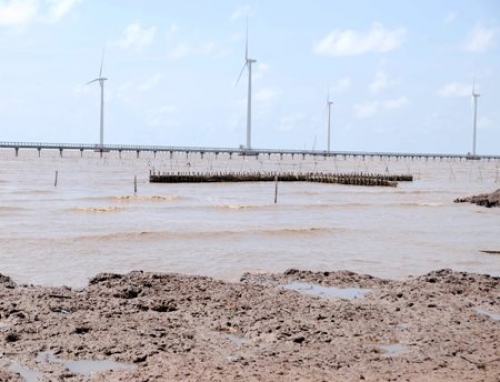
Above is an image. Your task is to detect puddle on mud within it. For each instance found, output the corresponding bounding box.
[474,307,500,321]
[63,359,136,376]
[0,322,10,331]
[391,322,410,330]
[283,281,370,300]
[9,352,136,381]
[378,344,409,356]
[224,333,247,345]
[8,362,42,382]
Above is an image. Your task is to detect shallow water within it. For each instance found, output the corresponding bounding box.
[8,352,136,381]
[283,281,370,300]
[8,363,42,382]
[1,148,499,287]
[474,307,500,321]
[378,344,409,356]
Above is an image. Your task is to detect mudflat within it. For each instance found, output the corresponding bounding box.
[1,269,499,381]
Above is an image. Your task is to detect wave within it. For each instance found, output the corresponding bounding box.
[396,202,444,208]
[74,226,344,242]
[72,206,123,213]
[214,204,268,211]
[214,202,371,211]
[113,195,179,202]
[395,189,451,195]
[0,206,26,213]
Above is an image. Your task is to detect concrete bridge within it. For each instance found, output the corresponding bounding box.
[1,141,499,161]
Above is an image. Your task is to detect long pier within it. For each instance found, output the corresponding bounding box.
[1,141,499,161]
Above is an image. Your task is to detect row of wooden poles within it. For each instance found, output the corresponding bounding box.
[149,171,413,187]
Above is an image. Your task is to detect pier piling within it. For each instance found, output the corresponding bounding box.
[274,175,279,204]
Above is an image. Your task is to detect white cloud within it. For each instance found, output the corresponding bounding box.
[478,116,493,130]
[369,70,390,94]
[114,22,156,51]
[313,22,407,56]
[255,88,277,102]
[147,105,179,127]
[45,0,80,22]
[167,41,227,59]
[354,96,408,118]
[464,25,497,53]
[278,113,306,131]
[444,11,457,24]
[331,77,351,93]
[72,83,90,94]
[354,101,379,118]
[167,42,192,59]
[253,62,270,81]
[165,24,228,59]
[382,96,408,110]
[138,73,163,92]
[116,81,134,104]
[230,5,253,21]
[0,0,80,26]
[437,82,471,97]
[0,0,37,26]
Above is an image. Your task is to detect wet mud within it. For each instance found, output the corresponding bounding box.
[0,269,499,381]
[455,188,500,208]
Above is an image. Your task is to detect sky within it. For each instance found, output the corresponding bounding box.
[0,0,499,155]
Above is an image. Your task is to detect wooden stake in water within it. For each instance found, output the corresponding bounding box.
[54,171,58,187]
[134,175,137,194]
[274,174,278,204]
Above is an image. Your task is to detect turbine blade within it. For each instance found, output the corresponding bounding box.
[235,62,247,87]
[245,16,249,61]
[86,78,99,85]
[99,47,105,77]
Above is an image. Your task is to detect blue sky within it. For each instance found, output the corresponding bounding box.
[0,0,499,154]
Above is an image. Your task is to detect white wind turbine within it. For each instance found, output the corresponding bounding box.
[236,21,257,150]
[87,49,107,147]
[471,79,480,156]
[327,91,334,152]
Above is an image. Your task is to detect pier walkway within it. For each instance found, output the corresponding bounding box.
[1,141,499,161]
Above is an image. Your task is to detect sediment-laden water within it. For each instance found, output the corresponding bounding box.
[0,148,499,287]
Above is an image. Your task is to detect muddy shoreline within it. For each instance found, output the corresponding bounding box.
[1,269,499,381]
[455,189,500,208]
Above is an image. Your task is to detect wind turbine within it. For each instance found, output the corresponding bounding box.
[236,21,257,150]
[471,79,480,156]
[327,91,334,152]
[87,49,107,147]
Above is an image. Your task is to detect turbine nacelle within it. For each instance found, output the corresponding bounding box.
[86,77,108,86]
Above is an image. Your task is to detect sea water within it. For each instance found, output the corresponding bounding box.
[0,148,499,287]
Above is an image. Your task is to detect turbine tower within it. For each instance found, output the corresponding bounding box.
[87,49,107,147]
[327,91,334,152]
[236,21,257,150]
[471,80,480,156]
